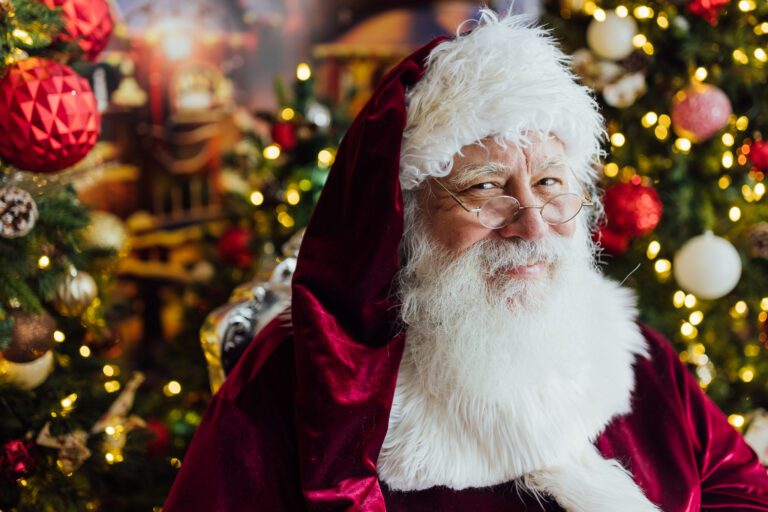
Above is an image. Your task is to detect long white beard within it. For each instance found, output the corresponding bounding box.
[378,219,657,511]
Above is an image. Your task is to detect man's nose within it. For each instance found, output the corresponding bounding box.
[495,188,548,241]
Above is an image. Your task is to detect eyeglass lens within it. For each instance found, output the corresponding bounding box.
[477,194,584,229]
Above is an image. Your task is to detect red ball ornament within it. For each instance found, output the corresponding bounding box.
[271,121,297,151]
[144,419,171,459]
[602,182,663,238]
[687,0,730,25]
[670,83,732,143]
[0,58,100,173]
[217,226,254,269]
[594,226,630,255]
[749,140,768,173]
[42,0,114,61]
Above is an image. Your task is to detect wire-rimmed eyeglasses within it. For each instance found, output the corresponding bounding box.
[433,178,593,229]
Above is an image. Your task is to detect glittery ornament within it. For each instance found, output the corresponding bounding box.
[2,310,56,363]
[602,182,663,238]
[217,226,254,269]
[53,270,98,317]
[0,58,100,173]
[0,186,37,238]
[749,141,768,173]
[688,0,730,25]
[674,231,742,299]
[0,439,35,479]
[42,0,114,61]
[670,83,732,142]
[749,223,768,259]
[82,210,128,253]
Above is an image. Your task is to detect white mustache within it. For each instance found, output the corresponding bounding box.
[470,237,572,276]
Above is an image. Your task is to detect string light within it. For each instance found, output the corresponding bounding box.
[756,22,768,35]
[733,49,749,64]
[761,297,768,311]
[736,116,749,131]
[684,294,697,308]
[722,151,734,168]
[734,300,749,316]
[296,63,312,81]
[745,344,761,357]
[728,414,745,429]
[739,366,755,382]
[722,133,735,146]
[742,184,755,202]
[632,34,647,48]
[299,179,313,191]
[654,259,671,274]
[102,365,118,377]
[680,322,698,339]
[674,138,692,153]
[755,183,766,199]
[79,346,91,358]
[693,67,708,81]
[285,189,301,205]
[642,42,655,55]
[728,206,742,221]
[642,111,658,127]
[633,5,654,18]
[163,381,182,396]
[38,255,50,269]
[593,8,606,21]
[718,175,732,189]
[53,330,65,343]
[755,49,768,63]
[249,191,264,206]
[689,311,704,325]
[104,380,121,393]
[654,125,669,140]
[646,240,661,259]
[656,13,669,29]
[277,212,295,228]
[280,108,295,121]
[658,114,672,127]
[738,0,756,11]
[317,149,335,167]
[610,133,626,147]
[263,144,281,160]
[169,457,182,469]
[673,290,686,308]
[615,5,629,17]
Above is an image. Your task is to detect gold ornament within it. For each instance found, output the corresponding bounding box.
[54,270,98,317]
[82,211,129,254]
[2,309,56,363]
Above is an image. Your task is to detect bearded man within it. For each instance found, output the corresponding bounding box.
[165,10,768,512]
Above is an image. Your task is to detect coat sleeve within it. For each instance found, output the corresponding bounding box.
[164,318,306,512]
[648,327,768,510]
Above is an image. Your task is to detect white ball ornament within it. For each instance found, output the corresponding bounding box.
[673,232,742,300]
[587,11,638,61]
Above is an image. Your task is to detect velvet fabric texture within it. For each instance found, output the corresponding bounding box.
[165,319,768,511]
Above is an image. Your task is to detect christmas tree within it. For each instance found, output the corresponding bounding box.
[543,0,768,432]
[0,1,179,509]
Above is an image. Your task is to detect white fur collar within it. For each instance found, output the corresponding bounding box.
[378,272,658,511]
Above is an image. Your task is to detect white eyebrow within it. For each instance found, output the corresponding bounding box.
[536,156,571,172]
[447,162,512,188]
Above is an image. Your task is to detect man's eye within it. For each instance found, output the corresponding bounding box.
[467,182,499,191]
[537,177,563,187]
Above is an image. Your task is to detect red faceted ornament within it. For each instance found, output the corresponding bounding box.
[670,83,732,143]
[602,182,663,238]
[0,58,100,173]
[688,0,730,25]
[217,226,254,269]
[1,439,34,478]
[271,121,297,151]
[145,419,171,459]
[42,0,114,61]
[749,140,768,173]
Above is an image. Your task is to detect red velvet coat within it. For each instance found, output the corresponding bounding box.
[164,316,768,511]
[165,35,768,510]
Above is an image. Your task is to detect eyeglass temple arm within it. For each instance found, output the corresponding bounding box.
[432,178,480,213]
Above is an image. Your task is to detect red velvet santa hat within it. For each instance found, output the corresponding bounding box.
[291,10,605,510]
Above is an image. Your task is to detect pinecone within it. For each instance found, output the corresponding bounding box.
[0,186,38,238]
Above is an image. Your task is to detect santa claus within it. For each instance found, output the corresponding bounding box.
[165,10,768,511]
